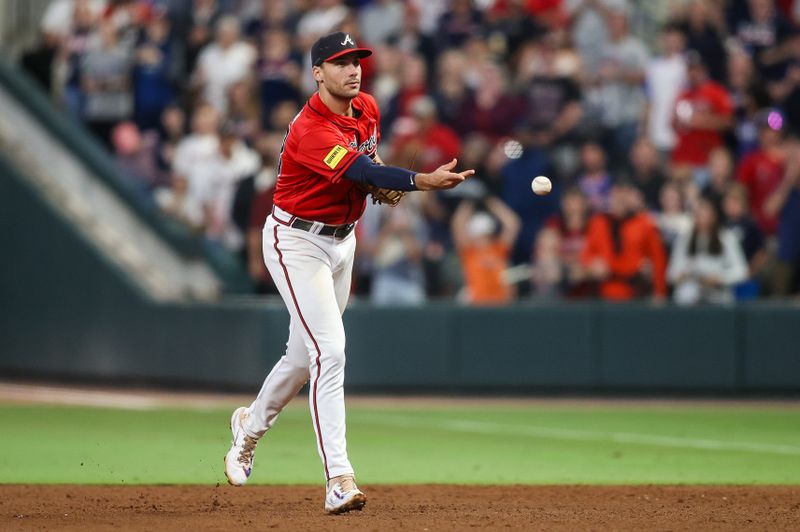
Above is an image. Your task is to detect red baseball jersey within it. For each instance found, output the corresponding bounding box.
[737,150,784,235]
[273,92,380,224]
[671,81,733,166]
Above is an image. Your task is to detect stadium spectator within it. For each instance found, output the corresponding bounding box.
[384,53,430,133]
[581,181,667,301]
[132,12,177,131]
[722,182,767,299]
[671,50,734,187]
[358,0,404,46]
[644,22,687,156]
[452,196,521,305]
[676,0,727,83]
[432,48,470,129]
[240,0,299,39]
[654,180,692,252]
[567,0,612,78]
[542,186,592,298]
[766,30,800,135]
[703,146,736,210]
[500,135,559,266]
[435,0,485,51]
[453,62,524,141]
[390,3,437,70]
[192,15,256,114]
[530,226,564,298]
[54,0,101,119]
[368,197,429,305]
[764,141,800,296]
[102,0,151,50]
[168,102,220,229]
[256,29,302,127]
[203,123,260,252]
[737,109,787,236]
[111,120,163,192]
[483,0,546,62]
[668,196,748,305]
[173,0,223,76]
[729,0,794,80]
[627,137,666,211]
[576,140,612,213]
[81,20,134,147]
[589,3,649,164]
[390,96,461,174]
[154,104,186,174]
[42,0,106,44]
[515,35,583,151]
[727,46,771,157]
[264,99,299,133]
[226,79,262,143]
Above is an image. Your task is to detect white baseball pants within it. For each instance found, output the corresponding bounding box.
[243,209,357,481]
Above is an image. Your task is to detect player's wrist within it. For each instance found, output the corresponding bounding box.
[413,172,432,191]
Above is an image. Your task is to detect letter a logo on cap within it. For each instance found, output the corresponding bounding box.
[341,34,355,46]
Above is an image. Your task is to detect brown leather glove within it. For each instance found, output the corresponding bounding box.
[362,185,404,206]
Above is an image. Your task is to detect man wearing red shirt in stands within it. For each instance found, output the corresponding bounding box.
[671,51,733,184]
[737,109,787,236]
[391,95,461,172]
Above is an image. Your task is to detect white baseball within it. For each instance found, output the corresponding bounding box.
[531,175,552,196]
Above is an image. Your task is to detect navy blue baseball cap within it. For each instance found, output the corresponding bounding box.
[311,32,372,67]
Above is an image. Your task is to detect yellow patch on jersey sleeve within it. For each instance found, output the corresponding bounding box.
[323,145,348,169]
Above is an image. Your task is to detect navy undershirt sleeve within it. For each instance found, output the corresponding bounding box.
[343,155,419,191]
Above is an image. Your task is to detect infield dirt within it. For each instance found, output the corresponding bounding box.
[2,485,798,531]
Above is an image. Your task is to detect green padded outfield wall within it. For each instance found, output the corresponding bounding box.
[1,164,799,392]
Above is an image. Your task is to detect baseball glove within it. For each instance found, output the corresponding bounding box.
[363,185,404,206]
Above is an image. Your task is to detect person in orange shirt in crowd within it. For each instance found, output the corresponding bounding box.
[581,182,667,301]
[451,196,521,305]
[671,50,734,186]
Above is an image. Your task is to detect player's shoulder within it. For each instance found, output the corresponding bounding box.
[289,102,339,138]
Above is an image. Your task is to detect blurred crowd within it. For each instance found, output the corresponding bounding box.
[18,0,800,304]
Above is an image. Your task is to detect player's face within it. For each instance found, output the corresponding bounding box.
[317,53,362,100]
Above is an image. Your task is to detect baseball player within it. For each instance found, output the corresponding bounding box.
[224,31,474,514]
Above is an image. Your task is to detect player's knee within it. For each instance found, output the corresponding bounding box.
[321,342,346,371]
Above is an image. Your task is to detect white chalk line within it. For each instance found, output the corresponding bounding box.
[353,413,800,456]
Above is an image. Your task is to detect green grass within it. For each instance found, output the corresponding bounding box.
[1,403,799,485]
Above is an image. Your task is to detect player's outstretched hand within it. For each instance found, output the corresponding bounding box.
[414,159,475,191]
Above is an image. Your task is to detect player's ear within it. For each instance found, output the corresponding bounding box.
[312,65,323,83]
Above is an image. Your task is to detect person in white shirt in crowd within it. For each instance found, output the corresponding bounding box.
[645,22,688,158]
[41,0,107,43]
[668,195,748,305]
[203,122,260,252]
[193,15,256,113]
[157,102,220,231]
